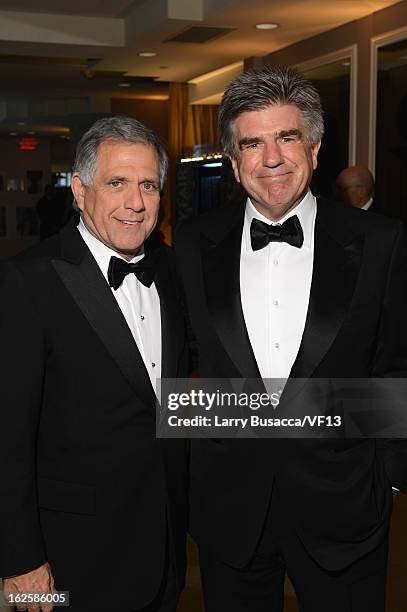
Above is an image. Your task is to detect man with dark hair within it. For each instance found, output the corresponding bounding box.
[175,66,407,611]
[0,116,188,612]
[335,164,376,210]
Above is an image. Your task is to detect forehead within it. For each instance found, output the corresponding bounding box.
[233,104,305,135]
[94,140,159,176]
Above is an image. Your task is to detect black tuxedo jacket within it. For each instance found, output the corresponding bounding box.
[174,195,407,572]
[0,220,188,611]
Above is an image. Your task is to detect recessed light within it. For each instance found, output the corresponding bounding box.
[255,23,279,30]
[138,52,157,57]
[9,131,17,136]
[119,82,131,87]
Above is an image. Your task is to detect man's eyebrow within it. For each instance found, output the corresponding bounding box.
[107,175,127,182]
[140,176,159,184]
[277,128,303,138]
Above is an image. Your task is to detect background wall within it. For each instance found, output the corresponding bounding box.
[110,98,169,145]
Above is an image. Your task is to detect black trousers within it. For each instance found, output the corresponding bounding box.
[199,488,389,612]
[132,530,181,612]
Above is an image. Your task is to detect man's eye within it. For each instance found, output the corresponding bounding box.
[281,136,298,144]
[110,180,122,188]
[242,142,261,150]
[142,182,158,191]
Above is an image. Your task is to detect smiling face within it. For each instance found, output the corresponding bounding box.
[71,140,161,260]
[230,104,321,221]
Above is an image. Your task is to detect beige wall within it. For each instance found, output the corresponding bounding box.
[245,1,407,167]
[110,98,169,146]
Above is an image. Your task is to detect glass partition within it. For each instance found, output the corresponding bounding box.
[301,59,352,199]
[375,36,407,222]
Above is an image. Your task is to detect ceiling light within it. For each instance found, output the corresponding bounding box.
[138,52,157,58]
[9,132,17,136]
[255,23,279,30]
[119,82,131,87]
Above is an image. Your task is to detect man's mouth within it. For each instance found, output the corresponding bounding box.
[258,172,290,180]
[115,219,143,225]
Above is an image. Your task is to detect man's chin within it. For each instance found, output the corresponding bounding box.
[114,242,145,260]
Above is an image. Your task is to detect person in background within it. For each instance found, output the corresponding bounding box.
[36,184,64,239]
[335,164,376,210]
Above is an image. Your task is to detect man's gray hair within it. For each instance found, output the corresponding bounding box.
[218,65,324,157]
[73,115,168,189]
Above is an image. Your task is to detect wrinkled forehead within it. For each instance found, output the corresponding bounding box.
[229,103,312,153]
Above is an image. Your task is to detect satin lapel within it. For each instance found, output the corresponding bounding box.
[290,202,365,379]
[201,211,261,380]
[52,230,155,408]
[153,248,182,380]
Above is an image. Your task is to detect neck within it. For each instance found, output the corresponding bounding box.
[252,199,301,222]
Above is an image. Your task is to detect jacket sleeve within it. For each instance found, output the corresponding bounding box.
[0,261,47,577]
[372,222,407,492]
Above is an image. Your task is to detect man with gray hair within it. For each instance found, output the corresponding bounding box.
[0,116,188,611]
[175,66,407,611]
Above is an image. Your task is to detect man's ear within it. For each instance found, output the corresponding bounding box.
[311,140,322,170]
[71,173,86,211]
[229,155,241,183]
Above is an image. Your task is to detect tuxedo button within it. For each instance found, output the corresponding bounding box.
[274,342,280,349]
[140,315,145,320]
[151,362,156,368]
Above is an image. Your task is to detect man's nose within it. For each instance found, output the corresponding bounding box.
[124,185,145,211]
[263,139,283,167]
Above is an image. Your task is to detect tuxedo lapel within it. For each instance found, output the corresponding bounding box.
[201,204,261,379]
[201,196,363,383]
[52,221,155,408]
[290,198,365,379]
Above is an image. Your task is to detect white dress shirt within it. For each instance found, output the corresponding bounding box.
[361,197,373,211]
[240,190,316,381]
[78,219,162,392]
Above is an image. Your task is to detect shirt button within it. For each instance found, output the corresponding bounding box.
[151,362,156,368]
[140,315,145,320]
[274,342,280,349]
[273,300,279,307]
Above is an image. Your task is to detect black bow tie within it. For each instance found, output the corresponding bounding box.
[250,215,304,251]
[108,255,156,290]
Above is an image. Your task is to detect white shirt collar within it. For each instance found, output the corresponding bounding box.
[361,197,373,211]
[243,189,316,251]
[78,217,144,281]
